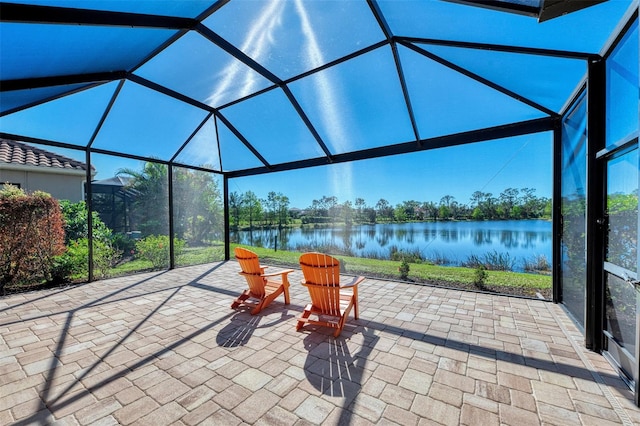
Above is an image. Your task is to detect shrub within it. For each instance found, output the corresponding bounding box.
[52,238,122,281]
[111,233,137,255]
[0,185,66,293]
[463,250,516,272]
[92,239,122,279]
[51,201,118,282]
[59,200,111,244]
[51,239,88,282]
[523,254,551,273]
[399,259,410,280]
[135,235,185,269]
[389,246,424,263]
[463,254,483,269]
[483,250,516,271]
[473,265,488,288]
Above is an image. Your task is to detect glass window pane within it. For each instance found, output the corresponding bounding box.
[288,46,415,153]
[220,88,324,165]
[217,118,265,172]
[422,44,586,112]
[0,82,117,147]
[605,272,637,356]
[229,132,553,298]
[232,133,551,217]
[7,0,212,17]
[135,32,273,108]
[399,45,545,139]
[0,23,177,80]
[378,0,631,54]
[606,19,639,146]
[92,81,208,160]
[560,92,587,327]
[174,116,221,171]
[606,148,638,271]
[204,0,385,79]
[172,166,225,267]
[91,154,169,276]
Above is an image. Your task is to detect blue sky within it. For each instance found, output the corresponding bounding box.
[228,132,553,209]
[26,129,552,210]
[1,0,632,210]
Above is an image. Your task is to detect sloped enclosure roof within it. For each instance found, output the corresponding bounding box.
[0,0,634,178]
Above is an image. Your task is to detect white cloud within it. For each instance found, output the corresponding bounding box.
[294,0,350,153]
[206,0,284,107]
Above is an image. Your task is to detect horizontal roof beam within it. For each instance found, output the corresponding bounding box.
[0,2,197,29]
[0,71,127,92]
[226,116,557,178]
[398,36,598,60]
[445,0,540,17]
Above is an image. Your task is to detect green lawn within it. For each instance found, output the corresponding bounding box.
[98,243,550,299]
[232,244,552,298]
[107,244,225,276]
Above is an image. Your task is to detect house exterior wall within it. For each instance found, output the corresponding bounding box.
[0,167,86,202]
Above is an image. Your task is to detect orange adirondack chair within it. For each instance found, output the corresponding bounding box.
[232,247,293,315]
[297,252,365,337]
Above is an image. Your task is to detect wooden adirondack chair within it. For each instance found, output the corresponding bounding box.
[297,252,365,337]
[232,247,293,315]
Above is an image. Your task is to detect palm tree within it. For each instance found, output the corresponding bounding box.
[117,162,168,236]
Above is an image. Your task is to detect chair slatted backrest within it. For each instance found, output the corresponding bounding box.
[299,252,342,317]
[235,247,266,297]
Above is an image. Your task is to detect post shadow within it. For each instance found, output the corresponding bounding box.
[14,263,227,425]
[216,308,294,348]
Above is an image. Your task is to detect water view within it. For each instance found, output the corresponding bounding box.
[232,219,552,272]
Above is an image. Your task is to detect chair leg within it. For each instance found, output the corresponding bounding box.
[297,308,312,331]
[250,300,265,315]
[353,287,359,320]
[231,290,250,309]
[283,282,290,305]
[334,316,346,338]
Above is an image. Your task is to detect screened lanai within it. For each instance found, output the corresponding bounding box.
[1,0,639,406]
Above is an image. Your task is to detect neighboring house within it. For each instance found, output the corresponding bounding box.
[0,138,94,202]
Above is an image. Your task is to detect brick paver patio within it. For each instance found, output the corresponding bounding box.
[1,260,639,425]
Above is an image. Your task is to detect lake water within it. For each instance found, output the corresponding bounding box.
[232,219,552,271]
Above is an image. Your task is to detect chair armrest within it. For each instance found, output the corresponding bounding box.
[261,269,294,278]
[340,276,365,289]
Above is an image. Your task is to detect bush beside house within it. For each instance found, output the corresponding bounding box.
[0,185,65,294]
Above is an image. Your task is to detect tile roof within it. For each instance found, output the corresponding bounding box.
[0,138,90,171]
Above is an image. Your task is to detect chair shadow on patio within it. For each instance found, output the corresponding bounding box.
[302,326,379,410]
[216,309,294,348]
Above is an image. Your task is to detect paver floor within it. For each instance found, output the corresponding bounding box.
[1,260,639,425]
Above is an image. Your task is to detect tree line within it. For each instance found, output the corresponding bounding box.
[229,187,551,229]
